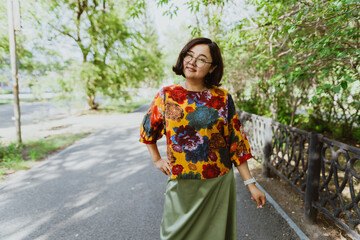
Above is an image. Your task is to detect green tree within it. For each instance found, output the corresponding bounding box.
[0,1,60,95]
[155,0,360,142]
[228,0,360,140]
[37,0,164,109]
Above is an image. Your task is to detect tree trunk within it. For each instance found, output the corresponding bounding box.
[271,95,278,120]
[86,92,99,110]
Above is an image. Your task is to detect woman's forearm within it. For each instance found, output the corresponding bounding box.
[146,143,171,176]
[235,160,253,181]
[236,159,266,207]
[146,143,162,163]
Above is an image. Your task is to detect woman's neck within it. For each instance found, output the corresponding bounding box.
[183,80,207,92]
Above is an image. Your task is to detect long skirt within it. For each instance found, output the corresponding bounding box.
[160,168,237,240]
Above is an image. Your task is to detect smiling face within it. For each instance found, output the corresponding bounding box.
[183,44,216,83]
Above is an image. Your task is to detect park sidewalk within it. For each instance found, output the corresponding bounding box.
[0,107,308,240]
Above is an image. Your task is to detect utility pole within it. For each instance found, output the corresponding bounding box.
[7,0,22,144]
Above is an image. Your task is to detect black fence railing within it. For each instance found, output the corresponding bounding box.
[238,110,360,239]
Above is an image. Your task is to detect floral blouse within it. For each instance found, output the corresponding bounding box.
[140,83,252,180]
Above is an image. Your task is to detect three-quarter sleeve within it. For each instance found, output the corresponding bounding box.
[140,88,165,144]
[226,93,253,166]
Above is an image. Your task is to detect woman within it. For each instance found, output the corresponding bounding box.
[140,37,266,240]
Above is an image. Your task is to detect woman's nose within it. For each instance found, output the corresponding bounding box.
[188,58,196,66]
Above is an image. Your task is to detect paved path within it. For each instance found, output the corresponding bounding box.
[0,108,305,240]
[0,101,76,128]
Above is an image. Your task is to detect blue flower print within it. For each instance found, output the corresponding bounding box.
[141,113,152,138]
[186,106,219,131]
[227,93,236,121]
[177,171,202,179]
[184,136,210,163]
[218,147,232,169]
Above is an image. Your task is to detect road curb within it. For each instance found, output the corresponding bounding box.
[255,183,310,240]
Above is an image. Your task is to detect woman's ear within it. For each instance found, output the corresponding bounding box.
[209,65,217,73]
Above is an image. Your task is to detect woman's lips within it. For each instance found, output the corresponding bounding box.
[186,67,196,72]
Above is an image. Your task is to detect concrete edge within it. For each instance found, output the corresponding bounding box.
[255,182,310,240]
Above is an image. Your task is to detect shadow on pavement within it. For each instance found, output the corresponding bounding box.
[0,110,302,240]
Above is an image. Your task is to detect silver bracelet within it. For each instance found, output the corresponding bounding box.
[244,177,256,186]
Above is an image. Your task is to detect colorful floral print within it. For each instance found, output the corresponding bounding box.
[184,136,210,163]
[186,106,219,131]
[188,163,197,171]
[208,151,218,161]
[202,164,221,179]
[168,85,187,104]
[177,171,202,179]
[215,88,225,96]
[140,84,252,180]
[171,125,203,151]
[206,95,225,109]
[209,133,226,149]
[165,101,184,122]
[172,165,184,175]
[186,90,212,106]
[167,146,176,164]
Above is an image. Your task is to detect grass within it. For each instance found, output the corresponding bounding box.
[0,89,12,94]
[0,98,45,105]
[0,132,90,178]
[99,98,151,113]
[0,99,12,105]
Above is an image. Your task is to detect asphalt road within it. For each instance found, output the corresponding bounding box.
[0,108,303,240]
[0,101,79,128]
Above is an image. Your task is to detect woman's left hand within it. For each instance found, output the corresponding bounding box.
[247,184,266,209]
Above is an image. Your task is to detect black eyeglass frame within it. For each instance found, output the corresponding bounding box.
[183,52,213,67]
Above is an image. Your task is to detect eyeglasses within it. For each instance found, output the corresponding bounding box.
[183,53,212,68]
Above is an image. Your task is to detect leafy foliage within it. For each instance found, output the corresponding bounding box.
[0,1,66,96]
[227,0,360,142]
[155,0,360,143]
[34,0,164,109]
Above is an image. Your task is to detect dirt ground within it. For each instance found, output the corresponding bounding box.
[0,109,357,240]
[249,165,355,240]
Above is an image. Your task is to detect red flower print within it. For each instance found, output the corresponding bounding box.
[166,131,172,145]
[186,91,212,106]
[202,164,221,179]
[217,121,224,135]
[149,105,163,128]
[185,106,195,113]
[230,142,237,153]
[172,144,183,153]
[147,100,155,114]
[233,118,241,131]
[172,165,184,175]
[168,86,187,104]
[208,151,217,161]
[215,88,225,96]
[236,140,249,156]
[206,96,225,109]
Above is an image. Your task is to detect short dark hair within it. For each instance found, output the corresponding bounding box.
[172,37,224,89]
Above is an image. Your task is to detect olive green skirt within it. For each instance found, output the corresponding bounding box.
[160,168,237,240]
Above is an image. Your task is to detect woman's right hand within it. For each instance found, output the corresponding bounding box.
[153,158,172,176]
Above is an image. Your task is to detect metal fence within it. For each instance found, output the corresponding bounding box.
[238,110,360,239]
